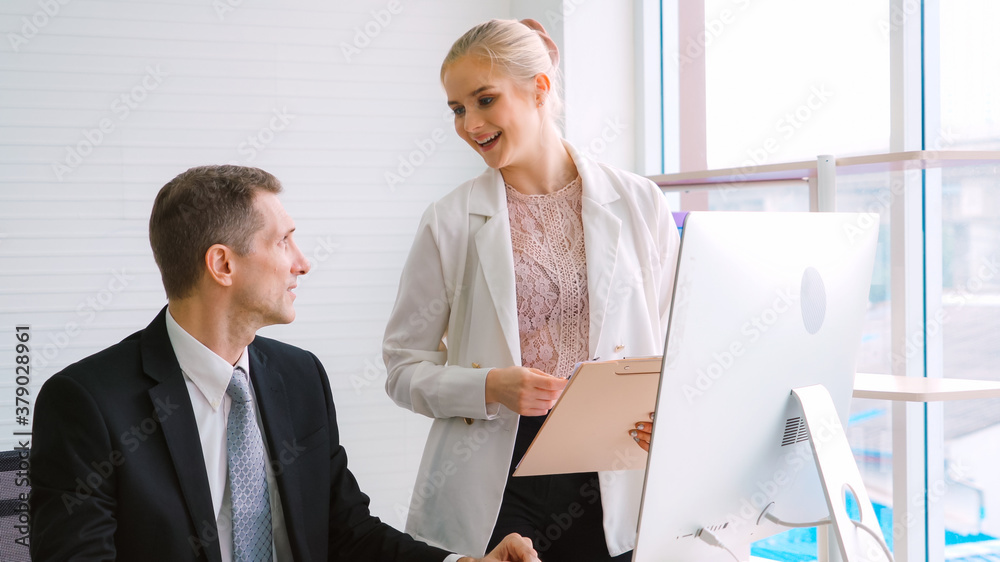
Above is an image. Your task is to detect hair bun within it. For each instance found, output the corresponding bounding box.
[519,18,560,67]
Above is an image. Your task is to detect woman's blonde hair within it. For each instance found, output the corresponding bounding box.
[441,19,563,121]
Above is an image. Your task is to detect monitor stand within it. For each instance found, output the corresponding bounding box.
[792,384,893,562]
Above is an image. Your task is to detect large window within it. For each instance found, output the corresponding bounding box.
[937,1,1000,556]
[940,1,1000,150]
[704,0,890,169]
[941,165,1000,554]
[660,1,1000,560]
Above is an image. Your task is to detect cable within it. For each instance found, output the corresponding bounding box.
[762,510,832,528]
[696,527,742,562]
[850,519,894,562]
[760,504,894,562]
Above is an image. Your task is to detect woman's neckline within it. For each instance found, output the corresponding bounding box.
[505,175,582,200]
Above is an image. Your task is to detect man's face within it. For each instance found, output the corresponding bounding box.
[231,191,310,327]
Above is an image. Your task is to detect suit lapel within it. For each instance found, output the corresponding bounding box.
[247,344,310,560]
[470,169,522,366]
[140,307,223,562]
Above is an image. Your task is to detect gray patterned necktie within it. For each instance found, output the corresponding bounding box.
[227,366,273,562]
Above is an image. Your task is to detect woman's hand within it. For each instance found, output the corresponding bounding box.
[629,411,655,452]
[485,366,568,416]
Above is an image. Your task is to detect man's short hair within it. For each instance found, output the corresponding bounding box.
[149,165,282,299]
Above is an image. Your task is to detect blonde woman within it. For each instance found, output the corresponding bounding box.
[383,19,680,561]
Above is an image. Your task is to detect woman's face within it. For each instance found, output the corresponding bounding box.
[443,55,544,170]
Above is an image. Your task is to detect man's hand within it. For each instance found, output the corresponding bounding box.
[459,533,540,562]
[485,366,568,416]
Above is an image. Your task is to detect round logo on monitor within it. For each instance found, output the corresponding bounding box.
[801,267,826,334]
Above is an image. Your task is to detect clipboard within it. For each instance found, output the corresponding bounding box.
[512,356,662,477]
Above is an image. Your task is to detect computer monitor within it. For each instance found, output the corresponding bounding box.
[633,211,881,561]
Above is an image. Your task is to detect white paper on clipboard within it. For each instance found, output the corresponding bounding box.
[512,356,663,477]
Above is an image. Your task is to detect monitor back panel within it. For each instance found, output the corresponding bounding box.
[633,211,879,561]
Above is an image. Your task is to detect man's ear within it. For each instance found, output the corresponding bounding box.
[534,73,552,105]
[204,244,235,288]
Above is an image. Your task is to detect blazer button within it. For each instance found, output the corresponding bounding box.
[472,362,481,368]
[464,417,474,425]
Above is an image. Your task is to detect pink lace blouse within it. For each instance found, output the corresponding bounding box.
[506,176,589,379]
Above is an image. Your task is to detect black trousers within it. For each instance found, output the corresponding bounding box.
[486,415,633,562]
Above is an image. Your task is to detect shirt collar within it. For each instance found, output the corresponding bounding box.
[165,307,250,412]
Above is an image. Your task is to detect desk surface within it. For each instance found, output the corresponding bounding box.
[853,373,1000,402]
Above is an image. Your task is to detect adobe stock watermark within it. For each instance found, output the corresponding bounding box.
[391,402,647,531]
[673,0,753,68]
[61,395,181,514]
[299,235,340,277]
[384,128,447,192]
[273,233,339,309]
[281,234,340,300]
[351,351,387,396]
[340,0,403,63]
[681,286,798,403]
[51,64,168,181]
[890,459,973,547]
[604,264,665,322]
[722,414,846,531]
[370,286,451,395]
[230,107,295,165]
[393,416,508,526]
[35,269,135,371]
[519,440,646,547]
[188,439,306,555]
[842,126,959,245]
[947,254,1000,306]
[531,473,602,553]
[878,0,920,39]
[580,117,626,161]
[6,0,73,53]
[726,446,814,527]
[407,286,450,332]
[749,85,834,166]
[715,84,834,203]
[889,252,999,371]
[544,0,589,25]
[530,442,647,552]
[212,0,248,21]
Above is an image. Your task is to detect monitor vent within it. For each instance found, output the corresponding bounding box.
[781,417,809,446]
[693,522,730,539]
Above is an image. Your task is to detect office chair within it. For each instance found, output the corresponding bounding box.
[0,449,31,561]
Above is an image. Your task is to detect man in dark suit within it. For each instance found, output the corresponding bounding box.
[29,165,538,562]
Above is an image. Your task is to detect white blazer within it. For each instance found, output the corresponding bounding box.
[383,142,680,556]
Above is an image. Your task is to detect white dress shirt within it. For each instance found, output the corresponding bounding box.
[165,310,292,561]
[165,310,465,562]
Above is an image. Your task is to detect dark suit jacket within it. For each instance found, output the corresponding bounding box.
[29,307,452,562]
